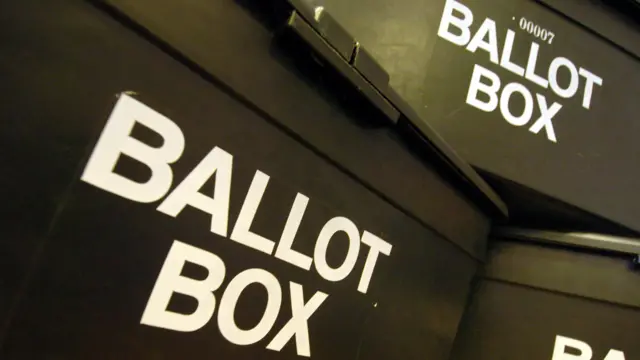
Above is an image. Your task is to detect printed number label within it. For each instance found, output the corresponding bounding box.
[519,17,554,44]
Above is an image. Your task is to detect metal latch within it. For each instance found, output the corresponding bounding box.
[274,0,509,218]
[277,2,400,125]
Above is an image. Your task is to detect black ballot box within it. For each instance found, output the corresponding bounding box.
[316,0,640,235]
[0,1,506,359]
[450,229,640,360]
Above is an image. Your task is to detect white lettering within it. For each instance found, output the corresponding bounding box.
[603,350,626,360]
[357,231,392,294]
[500,29,525,76]
[437,0,473,46]
[525,42,550,88]
[466,18,499,64]
[157,147,233,237]
[549,57,579,99]
[217,268,282,345]
[500,82,534,126]
[140,240,226,332]
[552,335,593,360]
[267,282,328,357]
[529,94,561,143]
[579,68,603,110]
[230,171,276,254]
[274,194,313,270]
[466,64,500,112]
[314,217,361,282]
[81,94,184,203]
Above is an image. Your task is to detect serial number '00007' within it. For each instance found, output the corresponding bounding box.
[437,0,603,143]
[519,17,554,44]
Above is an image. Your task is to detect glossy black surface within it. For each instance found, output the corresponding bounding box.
[538,0,640,58]
[316,0,640,234]
[312,8,356,61]
[103,0,493,258]
[482,240,640,308]
[0,1,487,358]
[494,227,640,255]
[282,11,401,123]
[0,0,153,334]
[451,280,640,360]
[351,44,391,91]
[451,239,640,360]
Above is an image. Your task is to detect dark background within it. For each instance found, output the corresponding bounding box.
[0,0,489,359]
